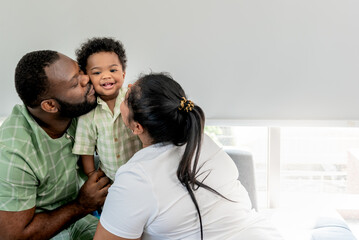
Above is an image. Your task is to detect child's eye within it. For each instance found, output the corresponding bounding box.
[92,72,101,75]
[110,69,117,73]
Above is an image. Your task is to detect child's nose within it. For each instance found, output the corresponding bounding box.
[101,73,111,80]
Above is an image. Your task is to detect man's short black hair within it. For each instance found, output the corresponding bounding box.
[76,37,127,73]
[15,50,59,108]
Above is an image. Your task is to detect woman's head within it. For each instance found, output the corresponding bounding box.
[122,73,226,239]
[121,72,204,146]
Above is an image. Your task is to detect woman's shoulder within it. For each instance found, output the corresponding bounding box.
[203,133,220,148]
[112,161,155,194]
[200,134,224,160]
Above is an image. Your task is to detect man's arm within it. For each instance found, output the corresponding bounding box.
[0,170,110,240]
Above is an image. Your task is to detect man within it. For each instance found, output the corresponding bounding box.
[0,50,110,239]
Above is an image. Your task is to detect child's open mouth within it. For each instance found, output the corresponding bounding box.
[101,82,114,89]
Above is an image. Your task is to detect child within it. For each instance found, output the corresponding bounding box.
[73,37,142,181]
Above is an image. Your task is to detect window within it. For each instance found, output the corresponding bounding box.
[205,124,359,236]
[280,127,359,218]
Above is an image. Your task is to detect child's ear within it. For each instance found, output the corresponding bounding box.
[123,70,126,79]
[40,99,58,113]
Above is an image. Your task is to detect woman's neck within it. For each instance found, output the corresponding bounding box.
[138,131,153,148]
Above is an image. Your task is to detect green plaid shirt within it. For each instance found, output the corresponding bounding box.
[0,105,79,212]
[72,87,142,181]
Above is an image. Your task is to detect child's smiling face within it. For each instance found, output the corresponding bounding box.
[86,51,125,100]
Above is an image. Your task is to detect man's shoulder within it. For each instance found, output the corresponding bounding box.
[1,105,31,130]
[0,105,35,146]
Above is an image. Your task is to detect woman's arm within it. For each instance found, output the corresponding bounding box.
[94,222,141,240]
[94,163,155,240]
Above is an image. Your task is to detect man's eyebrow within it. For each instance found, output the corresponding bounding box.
[69,74,79,84]
[71,63,81,80]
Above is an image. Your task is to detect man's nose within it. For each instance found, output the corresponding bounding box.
[80,74,90,86]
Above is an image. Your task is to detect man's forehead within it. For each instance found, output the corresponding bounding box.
[45,54,78,81]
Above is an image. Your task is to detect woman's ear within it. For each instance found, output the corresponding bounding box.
[132,121,144,135]
[40,99,58,113]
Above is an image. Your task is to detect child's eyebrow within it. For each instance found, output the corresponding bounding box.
[90,64,120,71]
[89,66,102,71]
[90,66,101,71]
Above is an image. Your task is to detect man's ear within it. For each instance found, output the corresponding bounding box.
[132,121,144,135]
[40,99,58,113]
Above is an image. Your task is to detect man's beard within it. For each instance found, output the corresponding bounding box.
[55,97,97,118]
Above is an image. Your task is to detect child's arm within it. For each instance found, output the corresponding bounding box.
[81,155,96,177]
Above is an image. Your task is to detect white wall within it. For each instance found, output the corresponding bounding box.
[1,0,359,120]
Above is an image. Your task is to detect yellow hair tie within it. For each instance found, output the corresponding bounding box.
[178,97,194,112]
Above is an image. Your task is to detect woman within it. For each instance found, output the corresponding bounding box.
[94,73,282,240]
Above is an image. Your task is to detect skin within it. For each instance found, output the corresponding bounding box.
[86,51,125,113]
[0,53,110,240]
[120,87,152,148]
[28,53,97,138]
[81,51,126,176]
[94,223,140,240]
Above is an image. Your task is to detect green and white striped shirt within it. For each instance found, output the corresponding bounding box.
[72,87,142,181]
[0,105,79,212]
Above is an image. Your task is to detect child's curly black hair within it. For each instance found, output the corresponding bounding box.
[76,37,127,73]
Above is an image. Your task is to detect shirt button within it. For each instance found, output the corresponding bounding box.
[66,134,71,139]
[114,138,118,142]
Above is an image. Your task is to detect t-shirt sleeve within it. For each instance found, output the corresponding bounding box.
[100,163,156,238]
[72,112,97,155]
[0,147,37,211]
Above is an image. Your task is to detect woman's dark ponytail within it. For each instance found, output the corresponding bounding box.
[176,105,205,239]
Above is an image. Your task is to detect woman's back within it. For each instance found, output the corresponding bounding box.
[101,134,282,239]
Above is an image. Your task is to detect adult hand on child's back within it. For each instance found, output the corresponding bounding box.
[76,170,110,212]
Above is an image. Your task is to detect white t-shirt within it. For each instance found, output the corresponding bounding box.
[100,134,282,240]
